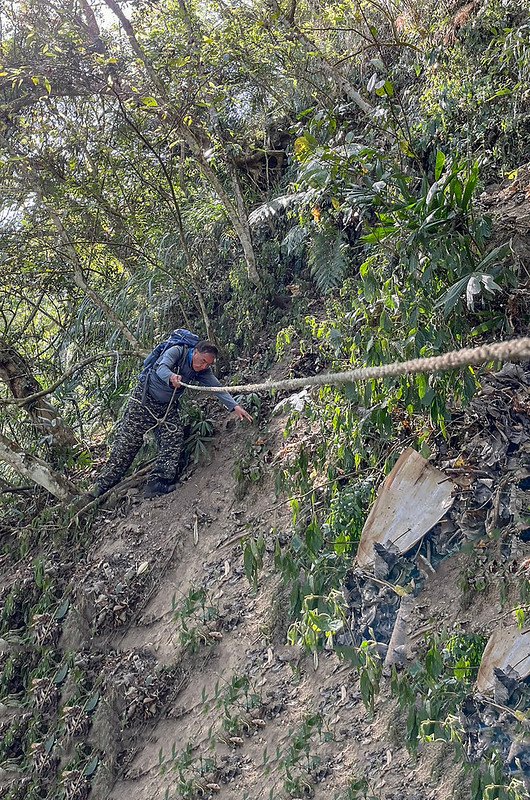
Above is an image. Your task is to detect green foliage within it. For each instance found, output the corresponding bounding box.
[391,633,487,753]
[273,433,374,620]
[172,587,220,653]
[1,1,529,797]
[162,739,219,800]
[234,439,269,500]
[160,672,265,797]
[464,752,529,800]
[287,589,347,653]
[181,406,215,465]
[308,229,349,293]
[243,535,266,590]
[336,777,381,800]
[335,640,383,716]
[215,673,264,740]
[277,713,324,798]
[418,6,530,175]
[514,606,527,630]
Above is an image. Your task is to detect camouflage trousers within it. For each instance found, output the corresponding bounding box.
[97,382,183,493]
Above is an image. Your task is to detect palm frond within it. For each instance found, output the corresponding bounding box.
[248,191,315,227]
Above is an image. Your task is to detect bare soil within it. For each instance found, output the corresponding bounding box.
[58,397,527,800]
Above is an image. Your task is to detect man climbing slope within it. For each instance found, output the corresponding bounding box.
[91,339,252,500]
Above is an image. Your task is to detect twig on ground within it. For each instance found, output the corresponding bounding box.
[66,463,153,524]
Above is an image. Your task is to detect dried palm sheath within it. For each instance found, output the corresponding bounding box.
[355,448,455,569]
[477,626,530,693]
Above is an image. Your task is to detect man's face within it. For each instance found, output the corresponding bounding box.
[192,350,216,372]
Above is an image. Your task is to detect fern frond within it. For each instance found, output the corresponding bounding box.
[308,231,348,293]
[281,225,308,258]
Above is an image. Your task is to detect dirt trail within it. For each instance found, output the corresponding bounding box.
[67,422,443,800]
[60,362,530,800]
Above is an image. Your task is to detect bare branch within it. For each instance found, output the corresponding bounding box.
[0,432,75,500]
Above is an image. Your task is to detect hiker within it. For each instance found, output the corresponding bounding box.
[89,338,252,500]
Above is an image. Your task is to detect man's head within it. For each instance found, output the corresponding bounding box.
[192,340,218,372]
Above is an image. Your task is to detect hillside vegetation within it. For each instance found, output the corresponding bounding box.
[0,1,529,799]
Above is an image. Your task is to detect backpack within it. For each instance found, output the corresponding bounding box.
[140,329,200,381]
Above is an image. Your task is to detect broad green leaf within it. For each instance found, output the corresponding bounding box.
[434,150,446,181]
[435,275,472,315]
[461,166,478,210]
[53,663,69,685]
[82,755,99,777]
[84,692,100,713]
[53,598,70,621]
[476,241,510,271]
[515,607,526,629]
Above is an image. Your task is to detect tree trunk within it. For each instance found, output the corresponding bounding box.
[0,433,75,500]
[228,162,261,286]
[0,341,79,454]
[180,130,261,285]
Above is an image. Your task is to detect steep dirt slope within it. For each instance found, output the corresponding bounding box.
[15,349,520,800]
[89,411,428,800]
[53,370,527,800]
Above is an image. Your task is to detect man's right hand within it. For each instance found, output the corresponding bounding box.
[169,373,182,389]
[233,405,253,423]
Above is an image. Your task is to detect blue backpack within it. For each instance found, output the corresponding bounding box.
[140,329,200,380]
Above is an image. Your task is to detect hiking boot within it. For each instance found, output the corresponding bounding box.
[143,479,175,499]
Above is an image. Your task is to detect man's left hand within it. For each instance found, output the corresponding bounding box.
[233,405,253,423]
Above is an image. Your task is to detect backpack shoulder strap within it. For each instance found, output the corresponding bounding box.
[176,344,190,372]
[155,343,189,372]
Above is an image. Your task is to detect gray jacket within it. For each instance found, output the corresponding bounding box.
[144,345,238,411]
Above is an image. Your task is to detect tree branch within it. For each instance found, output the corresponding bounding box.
[0,350,145,408]
[0,432,76,500]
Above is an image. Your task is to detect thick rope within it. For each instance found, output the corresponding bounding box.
[181,337,530,395]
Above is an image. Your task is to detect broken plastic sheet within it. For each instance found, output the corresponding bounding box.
[356,448,455,568]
